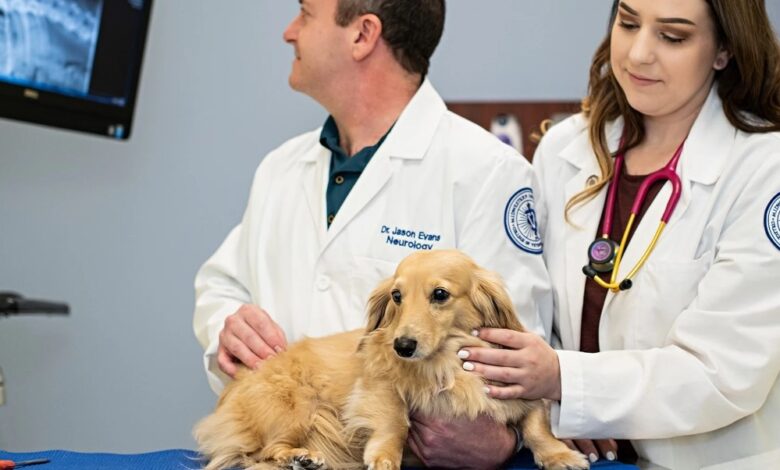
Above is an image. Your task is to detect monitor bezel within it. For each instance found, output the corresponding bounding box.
[0,0,154,140]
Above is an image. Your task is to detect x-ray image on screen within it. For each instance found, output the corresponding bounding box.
[0,0,152,140]
[0,0,103,97]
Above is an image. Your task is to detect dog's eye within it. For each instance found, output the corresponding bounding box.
[431,288,450,303]
[391,289,402,304]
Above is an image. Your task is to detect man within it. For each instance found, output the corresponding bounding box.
[194,0,551,467]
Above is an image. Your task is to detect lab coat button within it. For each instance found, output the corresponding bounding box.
[334,175,345,185]
[316,275,331,291]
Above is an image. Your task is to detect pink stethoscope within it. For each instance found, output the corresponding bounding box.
[582,139,685,291]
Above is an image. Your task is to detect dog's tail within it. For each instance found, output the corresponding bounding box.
[195,400,362,470]
[194,408,265,470]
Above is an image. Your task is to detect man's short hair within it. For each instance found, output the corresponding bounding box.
[335,0,445,77]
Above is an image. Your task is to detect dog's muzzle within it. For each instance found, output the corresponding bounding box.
[393,337,418,358]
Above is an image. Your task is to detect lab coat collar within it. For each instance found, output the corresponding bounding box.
[559,116,624,171]
[680,86,736,186]
[299,78,445,164]
[379,78,447,160]
[558,86,734,184]
[301,135,330,163]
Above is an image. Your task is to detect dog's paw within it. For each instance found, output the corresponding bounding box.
[292,451,326,470]
[364,456,400,470]
[534,448,590,470]
[275,448,326,470]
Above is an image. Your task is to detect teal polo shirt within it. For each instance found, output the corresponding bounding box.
[319,116,391,227]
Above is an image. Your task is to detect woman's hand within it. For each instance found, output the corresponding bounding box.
[458,328,562,401]
[563,439,619,464]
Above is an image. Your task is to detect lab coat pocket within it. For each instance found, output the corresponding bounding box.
[631,254,712,347]
[350,256,399,314]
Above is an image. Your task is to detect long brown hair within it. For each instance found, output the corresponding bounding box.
[566,0,780,218]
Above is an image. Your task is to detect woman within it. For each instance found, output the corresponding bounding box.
[459,0,780,468]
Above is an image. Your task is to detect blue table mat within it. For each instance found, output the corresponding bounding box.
[0,448,638,469]
[0,449,202,470]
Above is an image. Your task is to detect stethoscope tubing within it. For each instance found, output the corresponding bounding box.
[601,141,685,235]
[588,140,685,291]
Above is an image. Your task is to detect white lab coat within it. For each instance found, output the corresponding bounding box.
[534,87,780,469]
[194,80,552,393]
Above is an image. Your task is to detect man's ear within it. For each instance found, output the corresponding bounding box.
[351,13,383,62]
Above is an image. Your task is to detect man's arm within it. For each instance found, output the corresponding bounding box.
[193,161,288,393]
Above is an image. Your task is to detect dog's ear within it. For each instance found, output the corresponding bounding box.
[470,268,526,332]
[366,277,394,332]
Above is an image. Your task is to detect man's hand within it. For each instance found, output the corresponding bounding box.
[217,304,287,377]
[459,328,562,401]
[407,412,516,469]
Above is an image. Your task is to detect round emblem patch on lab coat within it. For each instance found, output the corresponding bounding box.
[765,192,780,251]
[504,187,543,254]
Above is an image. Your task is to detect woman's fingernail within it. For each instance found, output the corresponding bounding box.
[471,329,479,337]
[589,453,598,463]
[606,451,616,461]
[274,345,284,353]
[462,362,475,371]
[483,386,491,395]
[457,349,470,359]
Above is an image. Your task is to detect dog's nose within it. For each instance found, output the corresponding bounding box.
[393,337,418,358]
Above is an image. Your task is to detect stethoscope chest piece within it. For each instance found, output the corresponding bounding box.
[587,238,619,273]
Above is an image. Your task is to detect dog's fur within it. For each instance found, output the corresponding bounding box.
[194,250,588,470]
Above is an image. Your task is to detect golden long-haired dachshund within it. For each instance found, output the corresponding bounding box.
[194,250,588,470]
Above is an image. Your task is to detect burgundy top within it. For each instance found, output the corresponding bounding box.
[580,167,666,353]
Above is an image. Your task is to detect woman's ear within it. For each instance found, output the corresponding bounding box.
[366,277,394,332]
[469,269,526,332]
[713,47,731,71]
[351,13,383,62]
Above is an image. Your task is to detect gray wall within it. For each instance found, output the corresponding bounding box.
[0,0,778,453]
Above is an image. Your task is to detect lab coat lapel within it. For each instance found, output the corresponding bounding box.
[323,148,395,246]
[299,143,330,251]
[322,79,446,249]
[559,127,613,350]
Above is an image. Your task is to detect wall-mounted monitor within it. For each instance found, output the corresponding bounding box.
[0,0,153,140]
